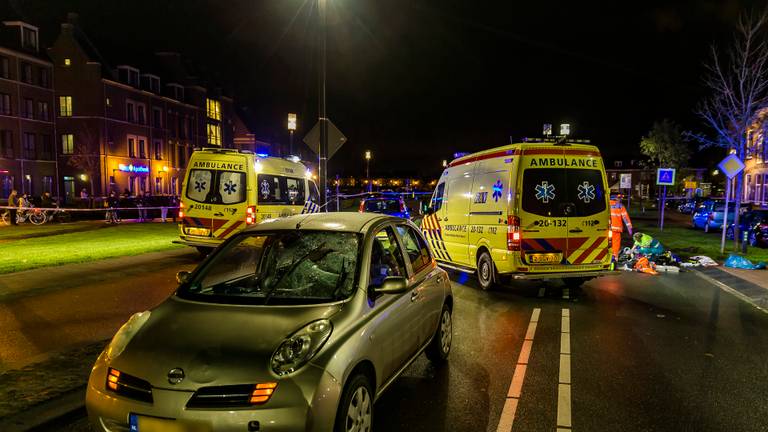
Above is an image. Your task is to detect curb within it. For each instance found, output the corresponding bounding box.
[0,386,86,432]
[692,267,768,315]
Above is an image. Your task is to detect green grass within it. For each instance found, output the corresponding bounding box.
[0,221,104,240]
[634,221,768,263]
[0,223,183,274]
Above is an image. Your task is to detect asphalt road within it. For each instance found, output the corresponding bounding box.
[11,262,768,431]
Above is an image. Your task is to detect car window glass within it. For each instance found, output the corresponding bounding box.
[368,228,407,288]
[432,182,445,212]
[309,181,320,202]
[395,225,432,274]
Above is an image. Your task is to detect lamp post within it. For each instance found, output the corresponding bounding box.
[318,0,329,207]
[365,150,372,192]
[287,113,297,155]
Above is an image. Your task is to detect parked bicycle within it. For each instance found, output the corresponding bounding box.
[1,206,46,225]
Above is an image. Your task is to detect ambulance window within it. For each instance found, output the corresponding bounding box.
[218,171,246,204]
[258,174,283,203]
[309,181,320,202]
[569,169,606,216]
[432,182,445,212]
[522,169,567,217]
[285,178,306,205]
[186,169,213,203]
[395,225,432,274]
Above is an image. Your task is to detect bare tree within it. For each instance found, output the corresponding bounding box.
[690,10,768,250]
[67,128,100,208]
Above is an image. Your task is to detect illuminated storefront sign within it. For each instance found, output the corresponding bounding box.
[118,164,149,173]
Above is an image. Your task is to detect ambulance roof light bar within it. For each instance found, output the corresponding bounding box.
[521,137,591,144]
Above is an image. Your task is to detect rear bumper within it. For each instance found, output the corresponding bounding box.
[510,270,621,280]
[173,237,222,249]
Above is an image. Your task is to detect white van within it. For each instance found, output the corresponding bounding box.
[424,139,615,289]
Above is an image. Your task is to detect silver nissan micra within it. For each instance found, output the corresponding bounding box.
[86,212,453,432]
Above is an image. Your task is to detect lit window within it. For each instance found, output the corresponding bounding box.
[64,58,71,67]
[59,96,72,116]
[206,98,221,121]
[207,123,222,146]
[61,133,74,154]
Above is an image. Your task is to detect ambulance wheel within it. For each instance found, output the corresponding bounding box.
[476,251,496,290]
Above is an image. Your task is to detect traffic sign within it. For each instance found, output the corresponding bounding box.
[543,123,552,136]
[684,181,697,189]
[656,168,676,186]
[717,154,745,179]
[620,173,632,189]
[303,119,347,158]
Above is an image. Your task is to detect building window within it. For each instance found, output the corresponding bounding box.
[63,175,75,200]
[153,139,162,160]
[207,123,222,146]
[155,177,162,194]
[39,68,49,88]
[23,133,35,159]
[0,56,8,79]
[152,107,162,127]
[138,137,146,159]
[23,98,33,119]
[0,93,11,115]
[206,98,221,120]
[128,135,136,158]
[129,176,136,194]
[171,177,178,195]
[139,177,147,193]
[105,97,111,107]
[22,27,38,51]
[59,96,72,116]
[42,176,53,193]
[21,62,33,84]
[126,101,135,122]
[61,133,74,155]
[137,104,146,124]
[168,84,184,101]
[64,58,71,67]
[177,144,186,167]
[40,134,52,160]
[0,130,13,158]
[38,101,49,121]
[23,175,32,195]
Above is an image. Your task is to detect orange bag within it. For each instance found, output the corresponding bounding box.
[634,256,658,275]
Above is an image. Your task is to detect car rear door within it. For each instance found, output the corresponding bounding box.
[562,164,610,266]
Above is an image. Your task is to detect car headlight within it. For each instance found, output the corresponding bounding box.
[105,311,151,361]
[271,319,332,376]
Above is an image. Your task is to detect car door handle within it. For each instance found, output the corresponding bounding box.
[569,228,583,233]
[410,290,419,302]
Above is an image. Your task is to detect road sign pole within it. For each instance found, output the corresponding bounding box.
[660,186,666,231]
[318,0,328,209]
[720,177,731,254]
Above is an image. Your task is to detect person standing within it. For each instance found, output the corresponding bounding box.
[7,189,18,225]
[170,195,179,223]
[106,191,120,224]
[135,192,146,222]
[610,195,633,260]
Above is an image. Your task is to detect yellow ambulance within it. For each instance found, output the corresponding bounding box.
[177,148,321,254]
[423,139,615,289]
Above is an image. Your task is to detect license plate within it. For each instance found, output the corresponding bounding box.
[528,253,560,264]
[185,227,210,236]
[129,414,189,432]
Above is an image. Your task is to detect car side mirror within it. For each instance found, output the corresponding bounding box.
[373,276,408,295]
[176,271,191,285]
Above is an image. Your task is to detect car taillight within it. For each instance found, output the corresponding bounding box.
[107,367,120,391]
[250,382,278,405]
[507,215,521,251]
[246,206,256,225]
[359,200,365,213]
[178,201,184,218]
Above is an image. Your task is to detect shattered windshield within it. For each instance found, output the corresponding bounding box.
[179,231,360,305]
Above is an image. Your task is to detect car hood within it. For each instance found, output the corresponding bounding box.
[110,296,342,390]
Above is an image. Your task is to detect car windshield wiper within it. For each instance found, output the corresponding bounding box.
[263,242,326,305]
[332,258,349,300]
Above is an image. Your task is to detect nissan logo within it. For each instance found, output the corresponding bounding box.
[167,368,185,385]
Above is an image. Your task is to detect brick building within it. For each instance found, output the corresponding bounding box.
[0,20,57,200]
[744,107,768,205]
[47,14,235,201]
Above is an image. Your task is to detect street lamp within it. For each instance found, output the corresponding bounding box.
[560,123,571,136]
[318,0,329,207]
[287,113,297,155]
[365,150,372,192]
[442,159,448,168]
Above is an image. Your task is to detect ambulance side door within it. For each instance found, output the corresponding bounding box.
[468,162,509,266]
[443,169,473,266]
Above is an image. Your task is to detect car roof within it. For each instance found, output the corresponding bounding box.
[242,212,399,234]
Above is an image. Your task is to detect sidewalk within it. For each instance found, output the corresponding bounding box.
[696,266,768,312]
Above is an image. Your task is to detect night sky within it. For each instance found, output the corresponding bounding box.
[3,0,763,177]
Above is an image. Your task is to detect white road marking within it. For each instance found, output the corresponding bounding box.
[558,308,572,430]
[496,308,540,432]
[562,288,570,299]
[538,287,546,297]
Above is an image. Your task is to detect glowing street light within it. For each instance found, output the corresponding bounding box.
[560,123,570,136]
[442,159,448,168]
[287,113,297,155]
[365,150,372,192]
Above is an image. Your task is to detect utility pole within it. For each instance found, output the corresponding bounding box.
[318,0,329,208]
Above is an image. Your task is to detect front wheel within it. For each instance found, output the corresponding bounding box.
[29,211,46,225]
[335,374,373,432]
[476,251,496,290]
[426,303,452,363]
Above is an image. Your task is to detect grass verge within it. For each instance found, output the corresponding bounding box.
[0,223,183,274]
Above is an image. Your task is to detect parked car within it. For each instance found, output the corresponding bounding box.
[725,209,768,247]
[359,193,411,219]
[677,198,704,214]
[692,200,749,230]
[86,212,453,432]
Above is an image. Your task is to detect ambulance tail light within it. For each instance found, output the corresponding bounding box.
[507,215,521,251]
[358,200,365,213]
[246,206,256,225]
[178,201,184,219]
[607,229,612,247]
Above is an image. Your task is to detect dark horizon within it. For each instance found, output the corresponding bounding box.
[1,0,759,177]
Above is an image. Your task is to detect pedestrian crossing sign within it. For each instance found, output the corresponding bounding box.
[656,168,676,186]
